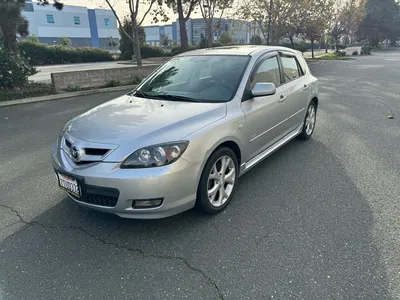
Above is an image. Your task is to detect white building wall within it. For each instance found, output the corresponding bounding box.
[94,9,119,39]
[30,4,91,38]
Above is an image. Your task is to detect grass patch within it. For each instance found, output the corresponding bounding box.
[312,53,353,60]
[0,82,55,101]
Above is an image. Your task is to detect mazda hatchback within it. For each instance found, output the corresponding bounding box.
[52,46,319,219]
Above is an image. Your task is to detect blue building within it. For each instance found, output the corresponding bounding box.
[21,1,120,51]
[144,18,252,46]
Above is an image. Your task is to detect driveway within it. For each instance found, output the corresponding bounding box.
[1,51,399,299]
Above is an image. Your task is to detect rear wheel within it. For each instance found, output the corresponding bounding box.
[298,100,317,140]
[196,147,239,214]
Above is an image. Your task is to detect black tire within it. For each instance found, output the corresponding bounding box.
[196,147,239,215]
[297,100,317,140]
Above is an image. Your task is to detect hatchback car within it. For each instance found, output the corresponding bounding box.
[52,46,319,219]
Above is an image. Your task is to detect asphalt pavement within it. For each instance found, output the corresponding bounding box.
[1,51,400,299]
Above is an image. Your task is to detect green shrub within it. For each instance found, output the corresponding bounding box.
[19,41,114,65]
[219,32,232,45]
[171,45,199,56]
[280,42,309,53]
[132,76,142,84]
[212,41,223,48]
[361,45,372,55]
[250,35,262,45]
[119,44,170,60]
[336,50,346,57]
[352,50,358,55]
[65,84,81,92]
[0,41,36,88]
[104,80,120,87]
[0,83,55,101]
[140,44,168,59]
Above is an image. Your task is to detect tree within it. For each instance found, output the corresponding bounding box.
[161,0,199,51]
[0,0,63,52]
[302,0,335,57]
[250,35,262,45]
[328,0,365,51]
[238,0,304,45]
[119,17,146,60]
[356,0,399,46]
[198,0,232,47]
[219,32,232,44]
[161,35,171,48]
[60,36,71,47]
[104,0,161,66]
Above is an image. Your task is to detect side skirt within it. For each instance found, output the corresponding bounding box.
[239,123,304,177]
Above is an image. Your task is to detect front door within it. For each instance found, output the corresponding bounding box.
[241,55,291,161]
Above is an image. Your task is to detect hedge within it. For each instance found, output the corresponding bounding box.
[0,82,55,101]
[19,42,114,65]
[120,44,170,60]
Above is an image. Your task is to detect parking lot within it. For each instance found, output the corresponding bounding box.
[1,51,399,299]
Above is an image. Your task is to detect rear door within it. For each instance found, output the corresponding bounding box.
[279,52,309,131]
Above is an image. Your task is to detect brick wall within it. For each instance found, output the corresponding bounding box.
[51,65,159,90]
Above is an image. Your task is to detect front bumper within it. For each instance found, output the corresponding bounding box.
[51,144,201,219]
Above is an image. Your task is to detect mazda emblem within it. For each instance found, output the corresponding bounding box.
[70,145,84,162]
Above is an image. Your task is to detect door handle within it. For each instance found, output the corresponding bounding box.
[279,95,287,103]
[303,84,308,91]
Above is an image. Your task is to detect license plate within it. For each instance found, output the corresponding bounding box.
[57,172,81,198]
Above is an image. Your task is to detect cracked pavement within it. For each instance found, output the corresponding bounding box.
[1,51,400,299]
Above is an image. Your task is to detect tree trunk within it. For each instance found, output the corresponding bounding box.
[311,40,314,58]
[177,0,189,51]
[266,0,273,45]
[207,20,213,47]
[131,14,142,66]
[289,36,294,49]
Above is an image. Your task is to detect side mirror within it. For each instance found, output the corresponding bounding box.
[251,83,276,97]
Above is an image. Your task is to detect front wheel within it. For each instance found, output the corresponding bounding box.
[298,101,317,140]
[196,147,239,215]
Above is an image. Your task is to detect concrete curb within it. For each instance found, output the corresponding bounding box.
[0,84,136,108]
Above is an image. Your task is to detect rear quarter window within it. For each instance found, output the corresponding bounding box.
[297,55,309,75]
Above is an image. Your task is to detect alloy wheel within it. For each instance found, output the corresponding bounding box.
[207,155,236,207]
[305,105,316,136]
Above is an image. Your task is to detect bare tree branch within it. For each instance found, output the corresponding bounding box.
[104,0,134,43]
[138,0,157,26]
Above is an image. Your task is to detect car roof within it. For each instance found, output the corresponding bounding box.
[177,45,300,57]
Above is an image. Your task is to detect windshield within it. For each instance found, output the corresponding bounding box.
[136,55,250,102]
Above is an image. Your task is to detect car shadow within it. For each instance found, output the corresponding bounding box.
[0,139,392,299]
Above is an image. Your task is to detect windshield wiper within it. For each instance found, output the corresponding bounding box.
[153,94,200,102]
[130,90,150,98]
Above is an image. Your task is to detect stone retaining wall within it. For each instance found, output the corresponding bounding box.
[51,65,159,91]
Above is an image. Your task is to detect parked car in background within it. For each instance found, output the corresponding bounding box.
[52,45,319,219]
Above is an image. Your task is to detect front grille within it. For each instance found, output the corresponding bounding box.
[85,148,109,156]
[84,193,118,207]
[70,185,119,207]
[65,139,72,148]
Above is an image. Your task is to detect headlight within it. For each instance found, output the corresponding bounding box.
[121,141,189,168]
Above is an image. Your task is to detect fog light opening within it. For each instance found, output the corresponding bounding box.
[132,199,163,209]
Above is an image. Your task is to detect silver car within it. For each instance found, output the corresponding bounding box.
[52,46,319,219]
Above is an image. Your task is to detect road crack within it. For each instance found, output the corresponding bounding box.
[0,204,225,300]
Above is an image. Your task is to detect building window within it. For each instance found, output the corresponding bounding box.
[104,18,110,27]
[46,15,55,24]
[73,16,80,25]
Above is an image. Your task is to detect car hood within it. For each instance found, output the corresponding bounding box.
[64,94,226,161]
